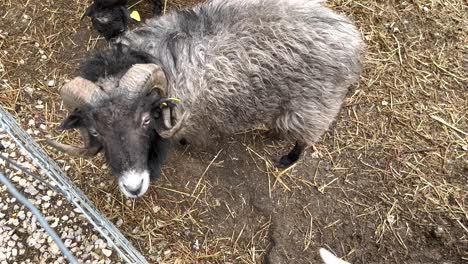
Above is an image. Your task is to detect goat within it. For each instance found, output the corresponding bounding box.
[83,0,164,41]
[48,0,366,198]
[83,0,130,40]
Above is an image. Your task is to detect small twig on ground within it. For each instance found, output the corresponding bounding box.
[430,115,468,136]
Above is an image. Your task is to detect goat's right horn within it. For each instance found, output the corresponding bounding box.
[46,139,101,157]
[60,77,108,110]
[46,128,102,158]
[118,63,167,99]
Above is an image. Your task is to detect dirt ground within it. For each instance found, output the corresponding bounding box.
[0,0,466,263]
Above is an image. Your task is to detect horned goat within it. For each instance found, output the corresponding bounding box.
[48,0,365,198]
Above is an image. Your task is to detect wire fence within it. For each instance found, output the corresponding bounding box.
[0,171,78,264]
[0,106,148,264]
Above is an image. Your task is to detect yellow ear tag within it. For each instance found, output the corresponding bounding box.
[130,10,141,22]
[168,97,181,103]
[161,98,181,108]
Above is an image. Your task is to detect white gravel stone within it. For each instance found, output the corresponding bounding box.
[101,248,112,257]
[64,239,73,247]
[9,218,19,226]
[17,211,25,220]
[11,176,21,182]
[50,219,59,228]
[24,185,39,195]
[115,218,123,227]
[18,178,27,187]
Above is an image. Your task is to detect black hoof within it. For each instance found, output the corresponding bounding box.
[179,138,188,145]
[278,155,297,168]
[277,141,306,168]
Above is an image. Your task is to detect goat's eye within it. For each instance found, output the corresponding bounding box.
[89,130,99,137]
[143,118,151,126]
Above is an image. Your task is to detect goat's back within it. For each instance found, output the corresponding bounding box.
[119,0,365,143]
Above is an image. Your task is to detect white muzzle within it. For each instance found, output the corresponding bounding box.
[118,170,150,198]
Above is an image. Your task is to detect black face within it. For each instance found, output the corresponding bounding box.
[84,4,130,40]
[60,90,170,197]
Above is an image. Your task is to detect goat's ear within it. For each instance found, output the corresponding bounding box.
[148,89,164,110]
[83,4,97,19]
[120,6,131,23]
[60,110,83,130]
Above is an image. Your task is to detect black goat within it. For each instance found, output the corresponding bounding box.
[83,0,164,41]
[83,0,130,40]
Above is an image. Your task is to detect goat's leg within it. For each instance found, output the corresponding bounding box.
[264,129,283,141]
[278,141,306,167]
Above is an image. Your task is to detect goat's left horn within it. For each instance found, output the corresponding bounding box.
[119,63,173,128]
[118,63,167,99]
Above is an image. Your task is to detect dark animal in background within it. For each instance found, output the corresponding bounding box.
[83,0,130,40]
[151,0,164,16]
[83,0,164,41]
[49,0,366,198]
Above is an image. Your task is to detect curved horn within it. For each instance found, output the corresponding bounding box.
[119,63,172,128]
[60,77,109,110]
[117,63,167,99]
[46,128,101,158]
[50,78,106,157]
[162,109,172,129]
[46,139,101,157]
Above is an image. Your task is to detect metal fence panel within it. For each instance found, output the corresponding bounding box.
[0,106,148,264]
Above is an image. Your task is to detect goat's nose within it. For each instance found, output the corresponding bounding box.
[119,170,150,198]
[123,180,143,196]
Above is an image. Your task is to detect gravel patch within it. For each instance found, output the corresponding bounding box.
[0,128,122,263]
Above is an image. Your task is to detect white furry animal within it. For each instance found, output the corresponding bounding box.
[320,248,351,264]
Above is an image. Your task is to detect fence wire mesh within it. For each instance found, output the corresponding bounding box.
[0,106,148,264]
